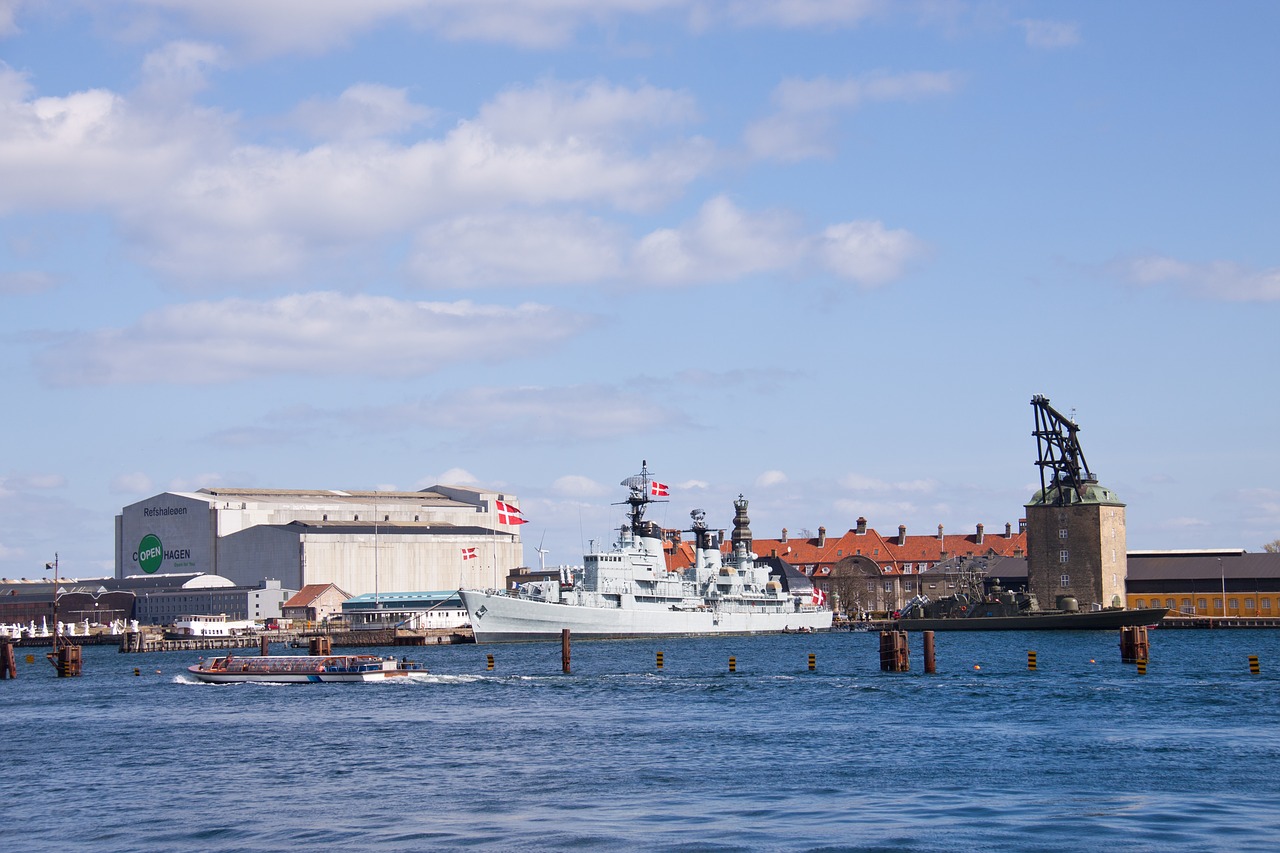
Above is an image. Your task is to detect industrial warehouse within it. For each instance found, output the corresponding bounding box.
[113,484,526,595]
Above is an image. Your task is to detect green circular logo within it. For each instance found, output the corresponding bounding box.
[138,533,163,574]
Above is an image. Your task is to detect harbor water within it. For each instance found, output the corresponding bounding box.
[4,629,1279,852]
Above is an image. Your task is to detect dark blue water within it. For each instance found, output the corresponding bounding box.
[3,630,1278,852]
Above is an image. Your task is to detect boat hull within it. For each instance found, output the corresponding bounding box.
[896,607,1170,631]
[461,589,833,643]
[187,655,417,683]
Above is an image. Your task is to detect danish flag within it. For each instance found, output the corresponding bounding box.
[496,500,527,525]
[461,547,477,560]
[811,587,827,606]
[650,481,669,497]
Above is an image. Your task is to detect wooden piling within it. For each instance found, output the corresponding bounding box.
[1120,626,1149,664]
[0,641,16,679]
[879,631,909,672]
[55,643,82,677]
[923,631,936,674]
[561,629,571,674]
[308,636,332,656]
[260,635,270,656]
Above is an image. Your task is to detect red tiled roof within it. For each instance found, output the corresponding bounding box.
[282,583,345,608]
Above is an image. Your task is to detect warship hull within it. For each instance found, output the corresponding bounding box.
[461,589,832,643]
[896,607,1169,631]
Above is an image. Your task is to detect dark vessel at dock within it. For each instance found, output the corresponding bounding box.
[896,561,1168,631]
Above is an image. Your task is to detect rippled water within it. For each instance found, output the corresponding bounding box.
[3,630,1278,851]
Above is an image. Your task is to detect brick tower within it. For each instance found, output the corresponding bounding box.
[1024,396,1128,610]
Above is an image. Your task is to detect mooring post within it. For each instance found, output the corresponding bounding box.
[561,629,571,674]
[0,641,15,680]
[923,630,936,674]
[879,630,909,672]
[486,653,495,671]
[259,635,269,656]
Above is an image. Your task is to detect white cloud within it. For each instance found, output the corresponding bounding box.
[756,470,788,488]
[745,71,959,161]
[138,41,225,102]
[635,195,803,284]
[409,212,627,287]
[288,84,435,142]
[817,220,926,287]
[34,293,592,386]
[721,0,883,28]
[1019,19,1081,49]
[551,475,609,497]
[840,473,936,493]
[111,472,155,494]
[167,472,226,492]
[1118,255,1280,302]
[477,79,699,145]
[357,384,692,441]
[677,479,709,490]
[432,468,479,486]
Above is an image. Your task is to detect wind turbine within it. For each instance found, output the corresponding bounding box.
[535,531,550,573]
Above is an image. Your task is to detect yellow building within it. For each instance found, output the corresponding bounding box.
[1125,550,1280,617]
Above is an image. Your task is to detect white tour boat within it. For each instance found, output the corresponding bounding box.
[187,653,423,683]
[460,462,833,643]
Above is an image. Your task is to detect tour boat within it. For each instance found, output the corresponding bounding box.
[187,653,423,683]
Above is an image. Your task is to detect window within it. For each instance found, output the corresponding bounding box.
[1198,598,1207,612]
[1180,598,1192,612]
[1165,599,1174,609]
[1229,598,1239,612]
[1214,598,1222,612]
[1134,599,1144,608]
[1060,574,1070,588]
[1059,528,1069,540]
[884,580,893,592]
[1059,550,1069,564]
[1245,598,1255,612]
[1264,599,1273,613]
[904,582,914,593]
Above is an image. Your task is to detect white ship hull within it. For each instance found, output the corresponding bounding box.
[461,589,832,643]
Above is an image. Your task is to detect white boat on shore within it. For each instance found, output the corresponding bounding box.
[460,462,833,643]
[187,654,422,683]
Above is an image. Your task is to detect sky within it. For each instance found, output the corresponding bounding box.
[2,1,1278,580]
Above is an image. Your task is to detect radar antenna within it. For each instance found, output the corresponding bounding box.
[1031,395,1095,506]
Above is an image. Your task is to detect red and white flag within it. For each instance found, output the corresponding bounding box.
[461,547,477,561]
[650,481,669,497]
[496,500,528,526]
[811,587,827,606]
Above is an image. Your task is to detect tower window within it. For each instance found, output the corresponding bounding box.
[1059,528,1068,540]
[1059,549,1069,563]
[1060,574,1070,588]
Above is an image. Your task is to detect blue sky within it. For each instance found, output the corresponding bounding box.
[2,1,1278,579]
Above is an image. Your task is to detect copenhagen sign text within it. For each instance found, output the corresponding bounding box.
[134,533,191,574]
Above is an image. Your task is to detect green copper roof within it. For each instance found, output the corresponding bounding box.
[1026,482,1125,507]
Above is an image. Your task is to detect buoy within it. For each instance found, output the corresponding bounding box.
[155,669,161,674]
[134,668,140,676]
[973,664,981,671]
[1090,659,1095,664]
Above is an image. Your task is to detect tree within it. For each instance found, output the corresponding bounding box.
[1264,539,1280,553]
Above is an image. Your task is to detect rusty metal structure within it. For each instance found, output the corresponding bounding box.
[1031,394,1096,506]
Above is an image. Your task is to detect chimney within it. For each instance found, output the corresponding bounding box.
[897,525,907,546]
[856,517,867,535]
[1005,522,1012,538]
[818,526,826,547]
[781,527,788,543]
[937,524,944,541]
[1019,518,1027,534]
[976,523,984,545]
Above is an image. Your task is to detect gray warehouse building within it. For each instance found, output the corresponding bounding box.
[115,485,525,596]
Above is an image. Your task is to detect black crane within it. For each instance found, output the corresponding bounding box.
[1031,395,1095,506]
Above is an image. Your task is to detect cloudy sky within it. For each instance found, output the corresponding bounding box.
[2,1,1278,579]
